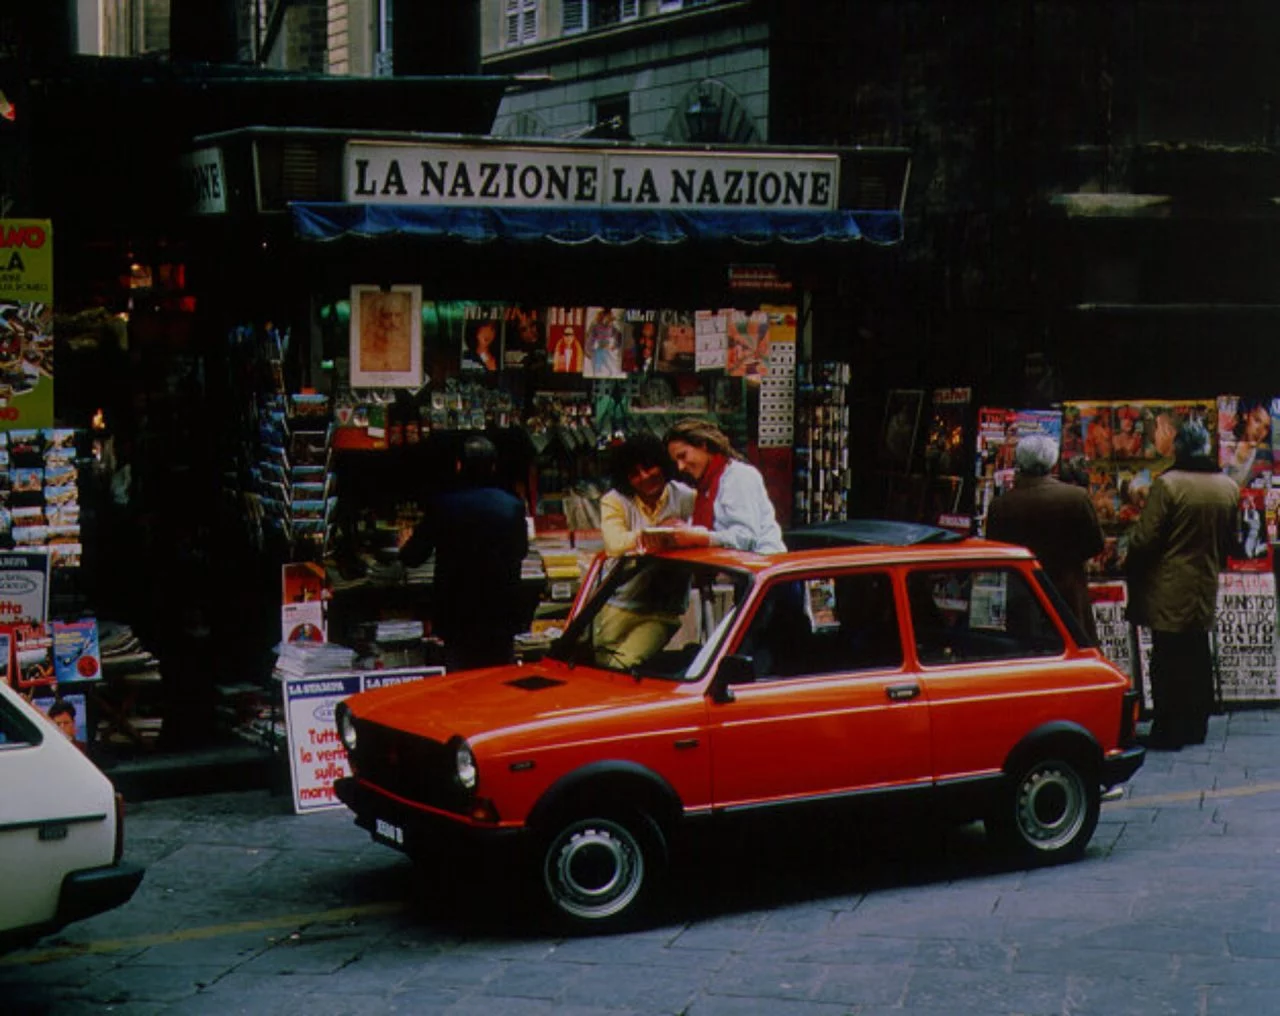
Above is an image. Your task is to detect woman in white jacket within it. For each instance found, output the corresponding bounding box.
[653,418,786,555]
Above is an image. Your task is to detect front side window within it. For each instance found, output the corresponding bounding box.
[734,571,903,679]
[907,567,1065,665]
[548,557,750,680]
[506,0,539,47]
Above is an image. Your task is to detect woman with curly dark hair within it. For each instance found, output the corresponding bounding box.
[592,433,695,667]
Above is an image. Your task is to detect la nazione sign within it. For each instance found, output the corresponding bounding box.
[344,142,840,212]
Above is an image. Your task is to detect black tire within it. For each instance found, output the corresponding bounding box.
[540,809,664,931]
[988,755,1100,863]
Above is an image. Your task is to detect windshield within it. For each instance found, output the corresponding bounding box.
[548,556,753,681]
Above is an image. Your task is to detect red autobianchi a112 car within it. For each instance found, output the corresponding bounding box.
[334,521,1144,931]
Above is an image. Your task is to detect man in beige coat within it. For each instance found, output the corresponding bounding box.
[1126,420,1239,750]
[986,434,1105,643]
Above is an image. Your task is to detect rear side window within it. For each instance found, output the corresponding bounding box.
[907,567,1064,665]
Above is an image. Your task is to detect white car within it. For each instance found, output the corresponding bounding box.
[0,679,144,950]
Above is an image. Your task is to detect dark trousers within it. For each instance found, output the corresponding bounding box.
[1148,629,1215,747]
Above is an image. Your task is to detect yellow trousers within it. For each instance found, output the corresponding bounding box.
[593,604,679,670]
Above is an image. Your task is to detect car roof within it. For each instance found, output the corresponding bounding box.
[655,537,1035,577]
[784,519,966,549]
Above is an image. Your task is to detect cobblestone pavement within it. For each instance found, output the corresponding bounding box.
[4,711,1280,1015]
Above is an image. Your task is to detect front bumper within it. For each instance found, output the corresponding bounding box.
[1101,745,1145,789]
[334,777,527,860]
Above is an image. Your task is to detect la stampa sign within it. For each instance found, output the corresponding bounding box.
[344,142,840,212]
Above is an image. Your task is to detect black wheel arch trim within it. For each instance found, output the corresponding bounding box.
[1004,720,1103,778]
[525,760,684,834]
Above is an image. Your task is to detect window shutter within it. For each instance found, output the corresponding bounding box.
[563,0,587,34]
[507,0,538,46]
[620,0,639,20]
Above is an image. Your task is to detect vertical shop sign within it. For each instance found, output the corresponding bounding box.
[1215,571,1279,702]
[284,674,362,812]
[0,219,54,430]
[282,667,445,813]
[1088,580,1135,682]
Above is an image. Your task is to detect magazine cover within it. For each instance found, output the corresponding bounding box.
[1229,487,1272,572]
[724,308,770,378]
[1116,466,1153,524]
[656,310,695,373]
[975,406,1017,491]
[694,310,728,372]
[13,621,53,690]
[1111,403,1145,460]
[1074,401,1113,463]
[52,618,101,682]
[546,307,586,374]
[503,305,544,370]
[583,307,628,379]
[1218,394,1272,489]
[460,304,504,373]
[622,310,659,374]
[1088,465,1120,526]
[32,692,89,747]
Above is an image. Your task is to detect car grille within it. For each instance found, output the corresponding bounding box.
[352,720,469,814]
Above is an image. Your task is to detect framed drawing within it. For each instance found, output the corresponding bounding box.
[350,284,422,388]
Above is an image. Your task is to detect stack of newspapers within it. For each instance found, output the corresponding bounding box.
[274,641,357,677]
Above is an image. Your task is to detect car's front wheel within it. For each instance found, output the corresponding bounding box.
[540,810,663,931]
[988,756,1100,863]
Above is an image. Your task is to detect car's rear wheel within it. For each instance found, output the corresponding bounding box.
[541,809,663,931]
[989,756,1100,863]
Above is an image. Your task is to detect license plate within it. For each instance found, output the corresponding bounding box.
[374,817,404,846]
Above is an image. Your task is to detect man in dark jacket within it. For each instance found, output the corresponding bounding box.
[986,433,1105,642]
[1126,420,1239,750]
[400,435,529,671]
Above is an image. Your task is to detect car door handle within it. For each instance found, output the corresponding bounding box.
[886,682,921,702]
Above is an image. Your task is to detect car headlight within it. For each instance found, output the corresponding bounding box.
[336,703,357,753]
[454,740,477,791]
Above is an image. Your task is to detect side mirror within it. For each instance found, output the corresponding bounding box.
[710,654,757,703]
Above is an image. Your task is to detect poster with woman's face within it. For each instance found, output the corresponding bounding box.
[504,306,545,369]
[461,304,504,373]
[350,284,422,388]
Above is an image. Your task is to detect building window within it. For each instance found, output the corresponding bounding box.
[659,0,719,12]
[563,1,640,36]
[592,94,631,139]
[506,0,538,47]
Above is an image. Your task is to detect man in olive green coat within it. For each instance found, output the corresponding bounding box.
[1126,421,1239,750]
[986,434,1105,643]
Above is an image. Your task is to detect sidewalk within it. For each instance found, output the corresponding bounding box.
[6,708,1280,1015]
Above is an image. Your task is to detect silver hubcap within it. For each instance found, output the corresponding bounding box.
[545,819,644,921]
[1015,763,1086,852]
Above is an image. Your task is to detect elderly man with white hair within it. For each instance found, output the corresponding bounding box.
[985,432,1105,642]
[1125,420,1239,750]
